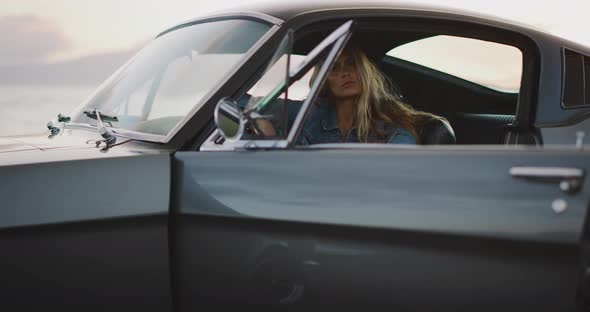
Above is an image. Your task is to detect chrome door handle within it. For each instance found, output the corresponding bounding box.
[510,166,584,179]
[510,166,585,194]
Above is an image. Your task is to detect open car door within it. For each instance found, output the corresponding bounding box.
[172,19,589,311]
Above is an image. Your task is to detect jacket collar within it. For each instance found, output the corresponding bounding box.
[317,102,389,134]
[319,104,340,131]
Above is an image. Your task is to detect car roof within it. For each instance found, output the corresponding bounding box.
[240,0,522,24]
[159,0,589,54]
[193,0,589,52]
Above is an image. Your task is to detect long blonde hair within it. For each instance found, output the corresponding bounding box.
[310,47,443,143]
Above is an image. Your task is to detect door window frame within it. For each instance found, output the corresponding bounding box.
[201,20,354,151]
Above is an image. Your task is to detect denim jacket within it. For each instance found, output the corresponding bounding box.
[297,102,416,145]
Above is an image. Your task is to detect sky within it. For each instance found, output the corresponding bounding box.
[0,0,588,136]
[1,0,589,67]
[0,0,246,63]
[0,0,588,86]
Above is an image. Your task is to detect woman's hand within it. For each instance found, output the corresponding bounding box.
[254,119,277,137]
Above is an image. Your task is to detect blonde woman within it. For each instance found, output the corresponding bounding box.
[298,47,449,145]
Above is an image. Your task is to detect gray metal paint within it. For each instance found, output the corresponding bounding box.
[238,0,590,50]
[0,131,174,165]
[531,38,560,126]
[534,41,586,128]
[173,219,578,308]
[0,137,41,153]
[542,117,590,146]
[175,147,590,244]
[0,152,170,229]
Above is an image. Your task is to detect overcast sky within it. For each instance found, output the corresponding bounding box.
[0,0,588,137]
[2,0,589,61]
[0,0,588,84]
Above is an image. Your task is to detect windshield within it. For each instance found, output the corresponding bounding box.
[69,18,271,139]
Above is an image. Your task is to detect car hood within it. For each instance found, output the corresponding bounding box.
[0,131,99,153]
[0,131,172,166]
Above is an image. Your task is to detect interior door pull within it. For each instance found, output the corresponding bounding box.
[510,166,585,194]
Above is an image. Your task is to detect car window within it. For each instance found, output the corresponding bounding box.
[234,51,320,140]
[202,21,353,150]
[203,22,535,149]
[371,33,524,146]
[387,35,522,93]
[247,54,312,101]
[70,18,272,138]
[236,53,312,139]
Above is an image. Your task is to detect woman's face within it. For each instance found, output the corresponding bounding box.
[326,50,362,99]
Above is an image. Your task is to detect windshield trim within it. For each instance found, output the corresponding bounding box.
[157,11,283,38]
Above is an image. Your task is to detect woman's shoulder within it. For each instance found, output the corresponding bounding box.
[375,121,416,144]
[389,127,416,144]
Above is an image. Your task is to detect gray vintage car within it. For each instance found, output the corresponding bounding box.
[2,1,590,310]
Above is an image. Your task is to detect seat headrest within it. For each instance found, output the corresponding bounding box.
[420,118,456,145]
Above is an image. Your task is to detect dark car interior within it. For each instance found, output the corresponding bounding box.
[292,18,528,145]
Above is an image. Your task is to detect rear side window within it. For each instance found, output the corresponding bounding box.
[563,48,590,108]
[387,35,522,93]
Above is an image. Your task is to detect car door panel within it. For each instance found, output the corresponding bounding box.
[175,149,586,242]
[174,213,576,308]
[0,154,172,311]
[172,148,589,309]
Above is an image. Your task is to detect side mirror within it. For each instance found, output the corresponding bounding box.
[214,29,297,142]
[214,97,245,140]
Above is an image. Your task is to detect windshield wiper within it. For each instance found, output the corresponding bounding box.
[84,109,117,145]
[83,109,119,123]
[47,111,164,144]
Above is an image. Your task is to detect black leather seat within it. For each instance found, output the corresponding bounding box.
[450,113,515,145]
[420,118,456,145]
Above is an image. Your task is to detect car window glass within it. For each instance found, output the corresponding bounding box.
[71,19,271,137]
[247,54,311,101]
[387,35,522,93]
[236,53,314,139]
[289,33,524,146]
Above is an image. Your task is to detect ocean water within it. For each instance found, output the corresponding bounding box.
[0,85,96,137]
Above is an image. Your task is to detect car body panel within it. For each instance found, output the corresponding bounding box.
[0,131,173,166]
[0,151,170,229]
[174,214,577,309]
[0,215,172,311]
[174,148,588,244]
[0,139,173,311]
[172,147,586,308]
